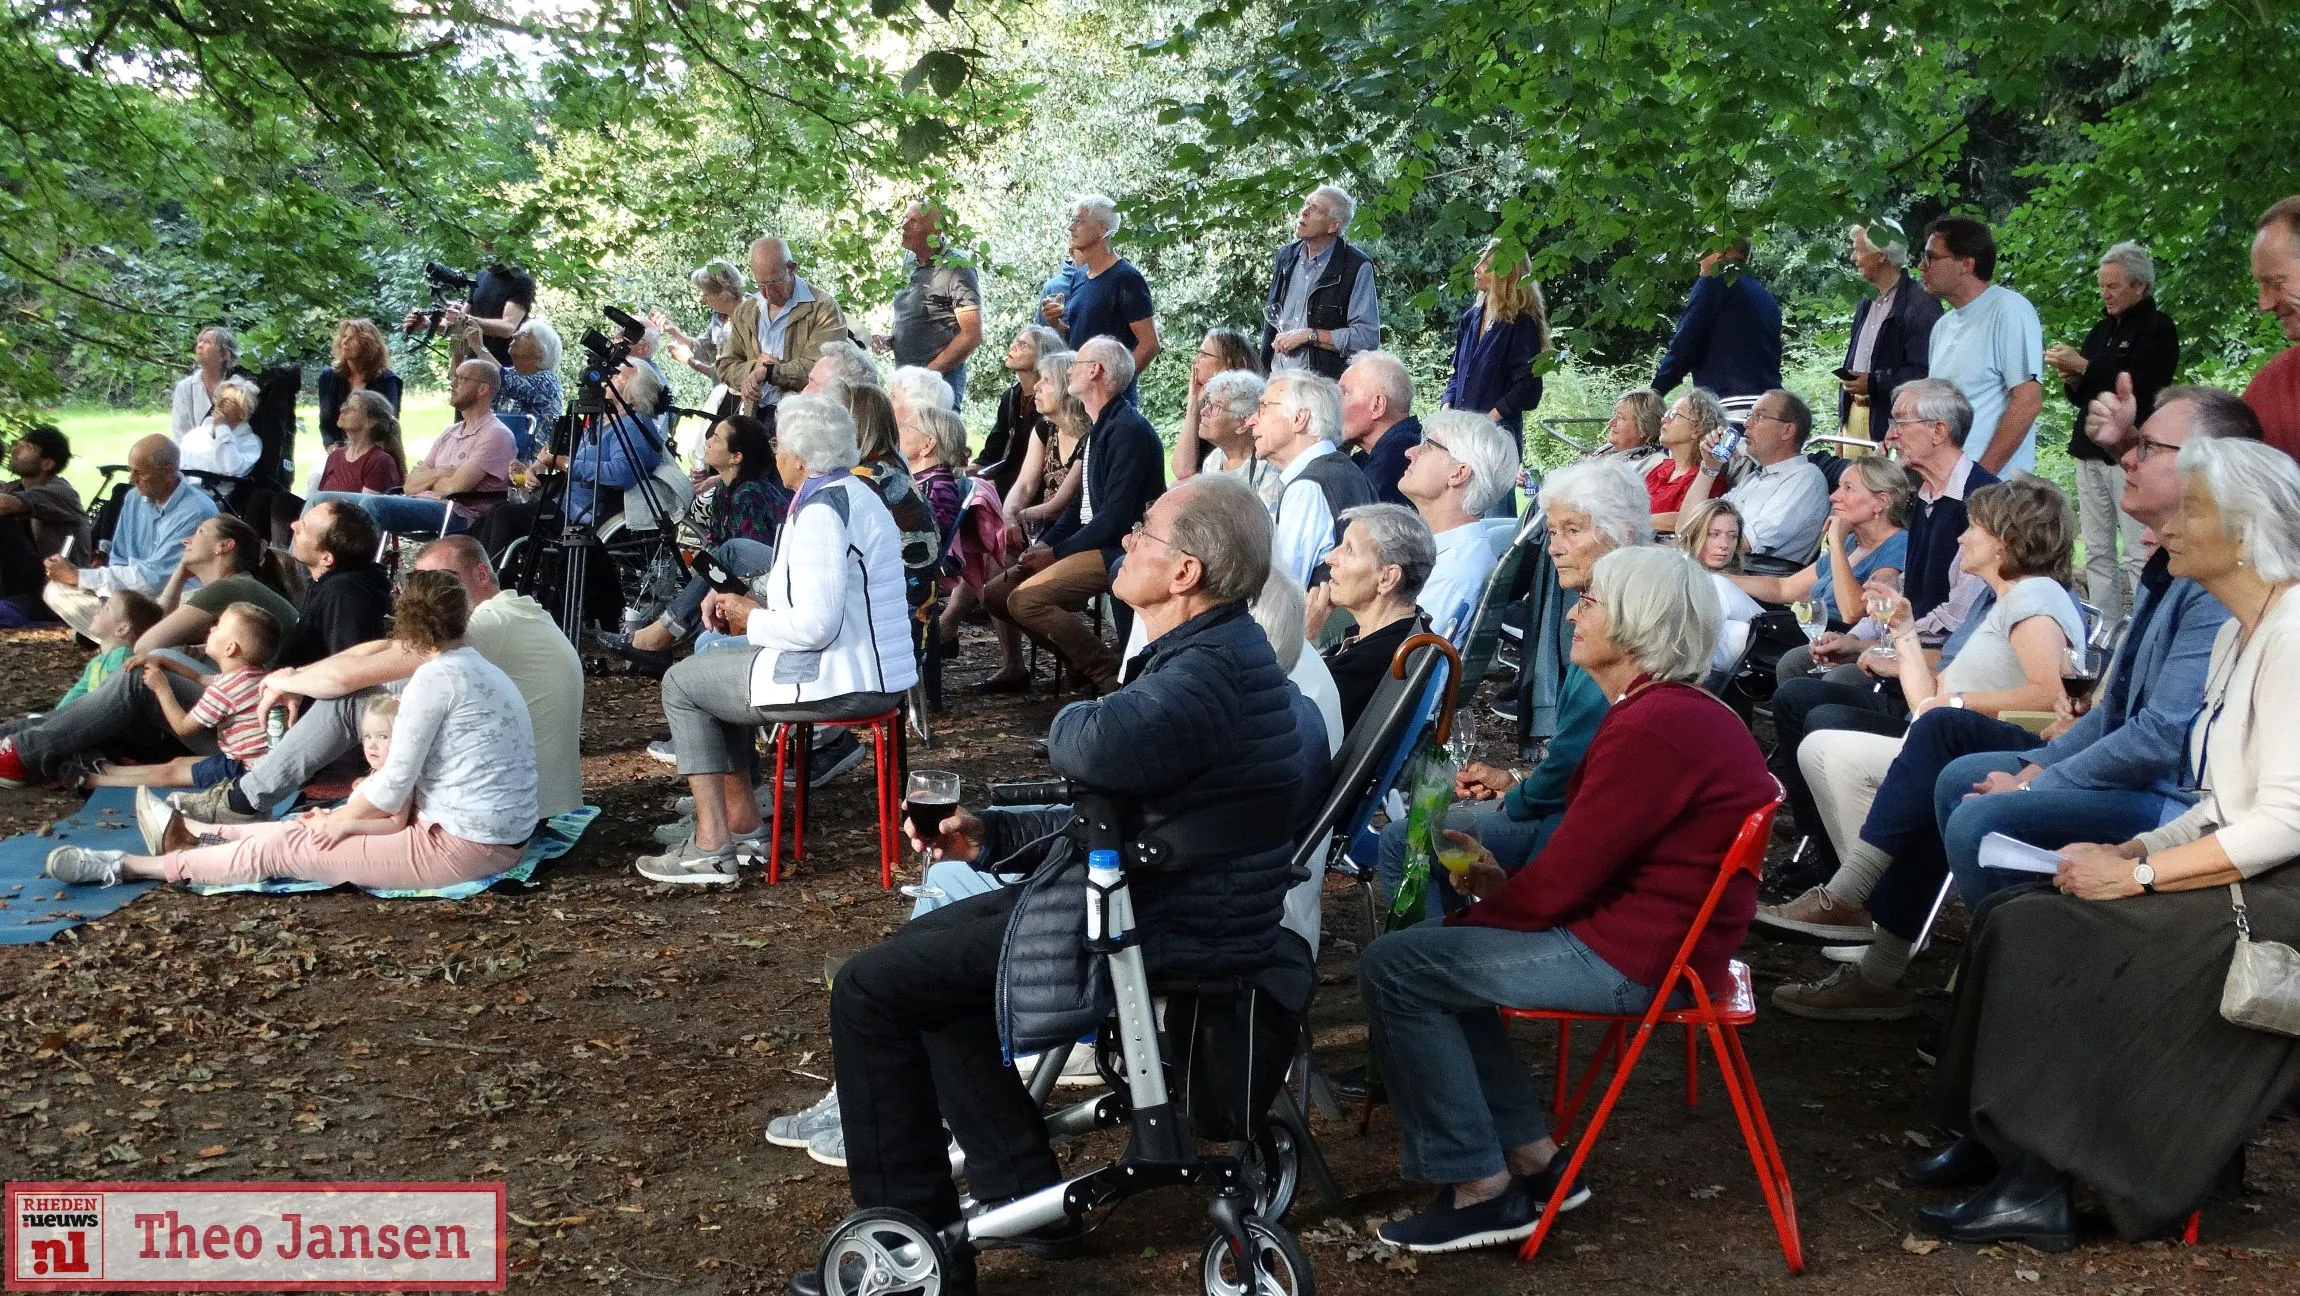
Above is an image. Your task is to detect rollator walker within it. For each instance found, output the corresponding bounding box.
[809,783,1314,1296]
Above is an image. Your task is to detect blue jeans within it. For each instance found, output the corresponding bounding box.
[1858,708,2040,940]
[306,491,471,536]
[665,538,776,636]
[905,858,1017,920]
[1360,923,1652,1184]
[1935,751,2181,910]
[1376,801,1560,924]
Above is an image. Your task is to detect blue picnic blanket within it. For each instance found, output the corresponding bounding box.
[0,788,158,943]
[184,805,599,899]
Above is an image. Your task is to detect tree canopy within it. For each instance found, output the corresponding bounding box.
[3,0,2296,416]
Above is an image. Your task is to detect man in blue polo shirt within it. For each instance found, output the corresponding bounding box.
[1921,216,2045,476]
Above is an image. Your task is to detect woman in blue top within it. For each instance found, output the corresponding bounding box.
[1439,240,1550,446]
[1731,455,1912,643]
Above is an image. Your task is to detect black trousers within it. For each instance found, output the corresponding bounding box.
[0,513,44,603]
[1769,668,1906,871]
[831,886,1060,1230]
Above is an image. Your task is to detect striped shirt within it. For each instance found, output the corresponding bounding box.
[186,668,272,763]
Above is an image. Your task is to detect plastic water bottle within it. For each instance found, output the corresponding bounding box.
[1086,848,1122,944]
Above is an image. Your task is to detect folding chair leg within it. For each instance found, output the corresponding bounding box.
[1711,1023,1804,1273]
[1912,874,1958,956]
[1523,1020,1661,1261]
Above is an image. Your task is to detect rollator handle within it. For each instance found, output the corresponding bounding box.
[988,777,1075,806]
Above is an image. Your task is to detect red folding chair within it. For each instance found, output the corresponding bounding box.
[1499,794,1803,1273]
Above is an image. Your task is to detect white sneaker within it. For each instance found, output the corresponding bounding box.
[135,785,179,854]
[1820,943,1867,964]
[806,1125,847,1168]
[633,838,739,886]
[765,1087,840,1149]
[45,845,127,886]
[676,784,779,818]
[646,738,678,767]
[652,821,769,849]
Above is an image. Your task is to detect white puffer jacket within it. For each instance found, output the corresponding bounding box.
[744,474,919,706]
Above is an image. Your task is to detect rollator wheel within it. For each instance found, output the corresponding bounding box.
[817,1207,952,1296]
[1241,1118,1302,1222]
[1199,1217,1313,1296]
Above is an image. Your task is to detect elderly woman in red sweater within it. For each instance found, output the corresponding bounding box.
[1363,544,1777,1255]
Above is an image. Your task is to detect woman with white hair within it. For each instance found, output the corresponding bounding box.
[2046,240,2180,623]
[170,326,240,438]
[1360,544,1775,1254]
[899,405,969,542]
[1196,369,1282,507]
[478,316,565,460]
[1314,503,1435,731]
[653,258,749,427]
[638,396,919,885]
[1908,438,2300,1252]
[177,376,263,477]
[1839,220,1944,440]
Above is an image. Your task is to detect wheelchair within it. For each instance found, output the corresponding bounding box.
[809,786,1315,1296]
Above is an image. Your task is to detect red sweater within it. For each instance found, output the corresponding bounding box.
[1452,678,1775,989]
[2246,346,2300,463]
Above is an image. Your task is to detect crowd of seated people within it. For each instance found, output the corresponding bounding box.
[15,189,2300,1285]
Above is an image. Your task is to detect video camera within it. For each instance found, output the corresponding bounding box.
[570,306,647,418]
[411,262,478,349]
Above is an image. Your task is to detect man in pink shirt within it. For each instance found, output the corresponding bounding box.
[307,359,516,535]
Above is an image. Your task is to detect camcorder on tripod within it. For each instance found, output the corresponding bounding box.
[503,306,693,643]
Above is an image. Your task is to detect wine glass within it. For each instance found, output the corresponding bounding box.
[1865,572,1905,660]
[899,770,961,902]
[1790,599,1827,646]
[2060,646,2097,711]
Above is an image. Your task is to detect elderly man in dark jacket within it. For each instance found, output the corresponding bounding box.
[795,474,1306,1296]
[1837,223,1945,436]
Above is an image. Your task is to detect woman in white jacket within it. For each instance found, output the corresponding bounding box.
[640,395,919,885]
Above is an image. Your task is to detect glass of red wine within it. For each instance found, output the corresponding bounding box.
[900,770,962,902]
[2060,647,2097,711]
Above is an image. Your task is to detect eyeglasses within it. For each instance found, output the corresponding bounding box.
[2131,434,2184,462]
[1887,416,1938,429]
[1128,521,1195,558]
[1575,592,1603,611]
[1419,433,1454,455]
[1916,249,1959,266]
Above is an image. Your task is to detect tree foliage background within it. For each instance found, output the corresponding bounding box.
[3,0,2296,424]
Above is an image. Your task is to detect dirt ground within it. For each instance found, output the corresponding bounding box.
[4,621,2297,1296]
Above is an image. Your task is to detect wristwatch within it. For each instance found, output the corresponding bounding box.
[2133,857,2158,894]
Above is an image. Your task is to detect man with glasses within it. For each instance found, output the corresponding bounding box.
[1398,410,1519,639]
[1920,217,2045,476]
[716,236,853,418]
[1252,370,1374,588]
[1680,387,1828,571]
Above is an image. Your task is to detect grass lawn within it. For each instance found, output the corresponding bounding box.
[47,390,453,504]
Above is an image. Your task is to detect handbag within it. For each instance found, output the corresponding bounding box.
[2220,881,2300,1036]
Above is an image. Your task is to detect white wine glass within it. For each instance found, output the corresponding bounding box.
[1865,572,1905,661]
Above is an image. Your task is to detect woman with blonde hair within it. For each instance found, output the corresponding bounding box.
[317,318,402,449]
[1440,239,1552,448]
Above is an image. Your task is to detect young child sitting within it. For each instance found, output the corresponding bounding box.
[55,591,164,709]
[138,694,409,854]
[87,601,281,791]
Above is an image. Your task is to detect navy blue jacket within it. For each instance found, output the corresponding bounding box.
[1042,399,1165,564]
[1653,270,1783,399]
[1838,270,1944,430]
[1442,306,1547,436]
[2029,551,2226,800]
[987,603,1307,1052]
[1351,415,1420,507]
